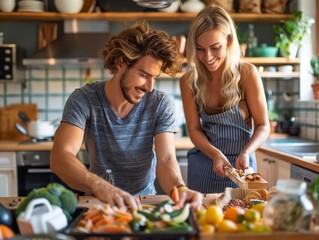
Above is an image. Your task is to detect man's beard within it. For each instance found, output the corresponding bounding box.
[119,69,137,104]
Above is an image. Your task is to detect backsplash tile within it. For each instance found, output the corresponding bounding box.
[0,66,318,141]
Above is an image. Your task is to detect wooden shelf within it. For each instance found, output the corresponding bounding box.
[259,71,299,78]
[0,12,293,22]
[244,57,300,65]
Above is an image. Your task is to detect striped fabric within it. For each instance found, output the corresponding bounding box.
[187,105,256,194]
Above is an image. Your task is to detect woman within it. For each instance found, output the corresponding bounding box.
[180,6,270,193]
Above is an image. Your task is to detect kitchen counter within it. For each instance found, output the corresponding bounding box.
[258,146,319,172]
[1,135,318,173]
[0,195,318,240]
[0,137,195,151]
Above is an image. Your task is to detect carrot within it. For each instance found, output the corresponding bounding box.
[114,210,133,222]
[171,186,180,203]
[91,214,105,224]
[83,209,100,220]
[94,215,115,227]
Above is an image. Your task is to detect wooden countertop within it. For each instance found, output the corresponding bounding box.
[1,195,318,240]
[0,137,194,151]
[258,145,319,173]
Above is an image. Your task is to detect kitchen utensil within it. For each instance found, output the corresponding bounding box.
[15,120,56,140]
[134,0,175,9]
[38,23,58,49]
[54,0,84,13]
[17,198,68,234]
[81,0,96,12]
[18,111,31,123]
[15,123,32,138]
[158,0,180,12]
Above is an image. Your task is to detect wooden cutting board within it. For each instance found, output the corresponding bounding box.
[38,23,58,50]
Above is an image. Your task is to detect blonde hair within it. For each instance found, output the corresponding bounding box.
[186,5,243,111]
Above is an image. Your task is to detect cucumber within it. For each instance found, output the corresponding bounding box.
[171,203,190,224]
[137,209,161,221]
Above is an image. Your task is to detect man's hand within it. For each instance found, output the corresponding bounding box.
[175,188,203,211]
[92,180,141,210]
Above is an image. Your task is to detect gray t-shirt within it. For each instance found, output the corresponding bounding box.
[62,80,177,195]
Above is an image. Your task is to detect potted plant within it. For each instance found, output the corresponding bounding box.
[268,110,279,134]
[310,54,319,99]
[237,31,248,57]
[274,11,314,58]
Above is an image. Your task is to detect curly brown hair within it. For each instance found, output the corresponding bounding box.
[101,21,183,77]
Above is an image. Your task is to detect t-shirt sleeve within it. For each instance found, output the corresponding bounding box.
[154,94,178,135]
[61,89,90,130]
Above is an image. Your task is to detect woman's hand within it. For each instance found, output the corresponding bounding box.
[213,152,232,176]
[236,152,250,170]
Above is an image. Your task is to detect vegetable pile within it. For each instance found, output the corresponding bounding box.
[73,200,193,234]
[15,183,78,221]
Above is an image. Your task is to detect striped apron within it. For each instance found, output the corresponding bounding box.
[187,105,256,194]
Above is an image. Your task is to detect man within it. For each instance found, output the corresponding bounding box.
[50,21,202,210]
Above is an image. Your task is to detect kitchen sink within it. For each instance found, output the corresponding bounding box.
[267,142,319,160]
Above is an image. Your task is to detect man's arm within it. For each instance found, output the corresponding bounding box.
[154,132,203,210]
[50,122,140,209]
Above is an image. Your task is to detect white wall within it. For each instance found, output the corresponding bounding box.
[299,0,317,101]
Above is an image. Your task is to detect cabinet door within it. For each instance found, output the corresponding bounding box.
[256,151,272,189]
[0,152,17,196]
[274,158,291,183]
[0,170,16,197]
[0,152,16,167]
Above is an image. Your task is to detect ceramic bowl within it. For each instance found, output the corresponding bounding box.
[0,0,16,12]
[253,45,278,57]
[54,0,84,13]
[159,0,181,12]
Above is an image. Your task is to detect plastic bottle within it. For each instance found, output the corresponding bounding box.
[246,24,257,57]
[263,179,314,232]
[104,169,115,185]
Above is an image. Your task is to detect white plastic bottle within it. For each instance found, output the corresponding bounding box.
[104,169,115,185]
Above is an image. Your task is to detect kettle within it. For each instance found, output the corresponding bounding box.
[17,198,68,234]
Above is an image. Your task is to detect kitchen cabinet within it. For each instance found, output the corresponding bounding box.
[256,150,291,189]
[0,152,17,197]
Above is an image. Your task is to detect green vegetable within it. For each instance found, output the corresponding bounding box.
[60,190,77,214]
[15,182,78,221]
[0,203,13,227]
[137,209,160,221]
[170,203,190,224]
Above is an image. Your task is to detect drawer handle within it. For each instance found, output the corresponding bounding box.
[28,168,51,173]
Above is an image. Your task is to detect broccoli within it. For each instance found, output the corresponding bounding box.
[15,183,78,222]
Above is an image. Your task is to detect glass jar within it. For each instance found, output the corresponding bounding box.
[263,179,314,232]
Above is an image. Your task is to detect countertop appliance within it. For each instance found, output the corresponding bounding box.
[291,164,319,183]
[16,150,89,196]
[0,44,16,82]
